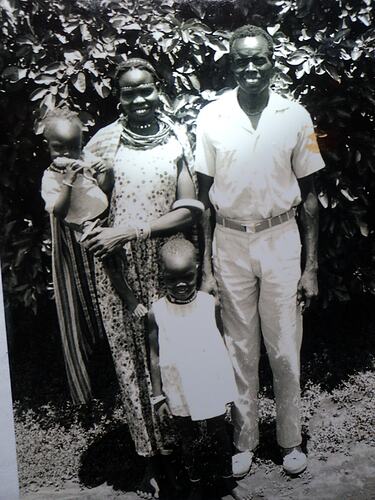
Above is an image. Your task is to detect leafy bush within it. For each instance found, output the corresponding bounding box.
[1,0,374,325]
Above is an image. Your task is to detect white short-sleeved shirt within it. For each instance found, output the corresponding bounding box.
[195,89,325,221]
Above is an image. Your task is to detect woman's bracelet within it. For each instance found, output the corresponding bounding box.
[133,221,151,241]
[171,198,205,213]
[62,180,73,188]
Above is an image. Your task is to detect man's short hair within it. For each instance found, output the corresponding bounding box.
[229,25,274,57]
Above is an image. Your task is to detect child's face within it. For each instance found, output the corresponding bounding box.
[47,120,82,161]
[163,252,197,302]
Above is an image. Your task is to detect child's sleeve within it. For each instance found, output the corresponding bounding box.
[41,170,62,214]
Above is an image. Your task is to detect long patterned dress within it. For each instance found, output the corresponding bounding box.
[92,130,188,456]
[41,167,106,405]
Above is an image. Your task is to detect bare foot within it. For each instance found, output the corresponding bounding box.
[136,462,160,499]
[223,477,252,500]
[187,483,203,500]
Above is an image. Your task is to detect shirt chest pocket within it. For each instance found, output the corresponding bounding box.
[259,124,298,173]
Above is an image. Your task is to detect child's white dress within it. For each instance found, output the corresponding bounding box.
[152,291,238,421]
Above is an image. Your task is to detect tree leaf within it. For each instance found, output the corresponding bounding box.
[359,222,369,237]
[288,50,309,65]
[187,74,200,91]
[64,49,82,63]
[71,72,86,93]
[35,74,56,85]
[318,192,329,208]
[2,66,27,82]
[30,88,49,101]
[43,62,62,75]
[267,24,280,36]
[323,63,341,83]
[93,80,111,98]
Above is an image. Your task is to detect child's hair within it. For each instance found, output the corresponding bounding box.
[160,238,196,264]
[42,108,82,140]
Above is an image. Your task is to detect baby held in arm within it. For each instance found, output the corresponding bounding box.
[41,108,147,319]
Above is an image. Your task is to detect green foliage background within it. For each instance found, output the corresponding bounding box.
[1,0,375,330]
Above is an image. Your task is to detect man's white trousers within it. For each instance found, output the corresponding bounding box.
[213,218,303,451]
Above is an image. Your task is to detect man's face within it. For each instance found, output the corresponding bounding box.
[231,35,274,96]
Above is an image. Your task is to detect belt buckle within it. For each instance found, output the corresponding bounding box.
[243,224,255,233]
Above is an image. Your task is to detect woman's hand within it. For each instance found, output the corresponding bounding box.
[91,159,112,176]
[83,226,136,257]
[91,159,114,194]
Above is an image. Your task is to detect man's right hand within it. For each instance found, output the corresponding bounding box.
[156,401,172,422]
[200,272,219,299]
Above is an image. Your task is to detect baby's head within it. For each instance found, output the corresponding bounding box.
[160,239,197,302]
[42,108,82,161]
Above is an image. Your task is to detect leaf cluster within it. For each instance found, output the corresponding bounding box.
[1,0,374,320]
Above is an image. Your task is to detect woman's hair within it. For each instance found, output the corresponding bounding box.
[229,24,274,57]
[160,238,196,264]
[114,57,158,85]
[42,108,82,139]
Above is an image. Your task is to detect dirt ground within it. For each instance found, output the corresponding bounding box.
[21,447,375,500]
[20,395,375,500]
[14,302,375,500]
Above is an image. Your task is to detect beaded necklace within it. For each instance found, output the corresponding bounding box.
[119,114,171,150]
[167,290,197,305]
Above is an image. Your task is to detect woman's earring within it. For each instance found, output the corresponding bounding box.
[117,102,121,111]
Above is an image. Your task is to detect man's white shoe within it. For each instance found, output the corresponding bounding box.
[232,450,253,478]
[282,447,307,475]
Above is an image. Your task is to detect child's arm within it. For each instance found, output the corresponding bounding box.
[148,310,163,396]
[52,160,83,219]
[147,310,172,421]
[102,253,147,319]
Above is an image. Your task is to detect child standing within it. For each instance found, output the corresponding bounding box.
[148,238,251,500]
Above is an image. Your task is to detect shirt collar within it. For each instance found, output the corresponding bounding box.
[226,87,291,132]
[229,87,290,111]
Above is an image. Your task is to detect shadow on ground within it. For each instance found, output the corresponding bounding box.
[78,424,144,492]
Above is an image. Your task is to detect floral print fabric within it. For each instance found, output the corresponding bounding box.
[94,134,183,456]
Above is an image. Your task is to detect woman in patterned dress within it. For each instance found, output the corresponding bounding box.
[84,58,199,496]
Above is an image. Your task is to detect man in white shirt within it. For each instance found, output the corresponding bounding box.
[195,25,324,477]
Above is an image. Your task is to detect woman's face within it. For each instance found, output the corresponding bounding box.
[118,68,159,124]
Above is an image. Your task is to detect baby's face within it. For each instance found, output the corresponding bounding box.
[47,120,82,161]
[163,252,197,302]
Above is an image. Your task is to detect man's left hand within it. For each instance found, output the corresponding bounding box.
[297,269,318,313]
